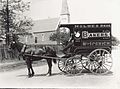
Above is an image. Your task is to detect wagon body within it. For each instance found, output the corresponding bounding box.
[58,23,112,74]
[59,23,111,54]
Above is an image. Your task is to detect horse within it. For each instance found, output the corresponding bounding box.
[9,41,57,78]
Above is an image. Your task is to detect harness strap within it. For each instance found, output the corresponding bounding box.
[21,44,26,53]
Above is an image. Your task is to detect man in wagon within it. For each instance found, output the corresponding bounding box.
[62,28,81,54]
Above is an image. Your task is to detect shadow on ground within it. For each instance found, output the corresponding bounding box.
[17,72,63,78]
[17,70,113,78]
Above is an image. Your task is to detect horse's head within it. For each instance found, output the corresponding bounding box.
[9,41,17,50]
[9,40,26,53]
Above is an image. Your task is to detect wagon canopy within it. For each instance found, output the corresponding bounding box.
[59,23,111,47]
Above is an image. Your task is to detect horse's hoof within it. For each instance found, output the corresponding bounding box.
[28,74,33,78]
[28,75,31,78]
[46,73,52,76]
[31,73,35,77]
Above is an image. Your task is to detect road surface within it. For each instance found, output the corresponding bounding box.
[0,46,120,88]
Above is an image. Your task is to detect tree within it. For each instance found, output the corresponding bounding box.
[50,30,70,46]
[0,0,33,60]
[112,36,120,46]
[0,0,33,45]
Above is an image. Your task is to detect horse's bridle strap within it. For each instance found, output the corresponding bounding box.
[21,44,26,53]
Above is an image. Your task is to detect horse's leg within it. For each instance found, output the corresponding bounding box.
[26,58,32,78]
[30,60,35,77]
[46,59,52,76]
[27,67,31,78]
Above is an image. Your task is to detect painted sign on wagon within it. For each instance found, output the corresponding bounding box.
[59,23,111,47]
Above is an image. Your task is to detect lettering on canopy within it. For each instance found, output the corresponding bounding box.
[82,31,110,39]
[74,24,111,28]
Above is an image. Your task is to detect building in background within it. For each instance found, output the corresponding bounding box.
[19,0,70,45]
[60,0,70,24]
[28,18,59,45]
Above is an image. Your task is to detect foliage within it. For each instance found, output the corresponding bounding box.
[50,30,70,46]
[0,0,33,42]
[112,36,120,46]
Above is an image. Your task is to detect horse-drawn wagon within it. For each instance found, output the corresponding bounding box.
[10,23,112,77]
[58,23,112,75]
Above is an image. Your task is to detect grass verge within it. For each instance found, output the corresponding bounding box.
[0,60,46,72]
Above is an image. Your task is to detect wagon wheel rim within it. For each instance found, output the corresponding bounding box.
[81,57,90,71]
[65,56,83,75]
[75,51,90,71]
[87,49,112,74]
[58,58,68,73]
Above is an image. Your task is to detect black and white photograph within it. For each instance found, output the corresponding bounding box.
[0,0,120,88]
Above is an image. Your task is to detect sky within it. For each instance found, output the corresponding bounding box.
[25,0,120,39]
[25,0,61,20]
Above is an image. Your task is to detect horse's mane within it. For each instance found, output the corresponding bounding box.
[14,41,25,53]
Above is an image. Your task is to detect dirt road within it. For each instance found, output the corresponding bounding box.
[0,46,120,88]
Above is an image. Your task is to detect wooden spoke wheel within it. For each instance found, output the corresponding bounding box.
[87,49,112,74]
[81,57,90,71]
[65,55,83,75]
[75,50,91,71]
[58,58,68,73]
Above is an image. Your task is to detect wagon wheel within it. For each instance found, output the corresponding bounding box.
[81,57,90,71]
[58,58,68,73]
[87,49,112,74]
[65,55,83,75]
[75,50,90,71]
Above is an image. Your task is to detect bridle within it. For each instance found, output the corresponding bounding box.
[21,44,27,53]
[11,41,27,54]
